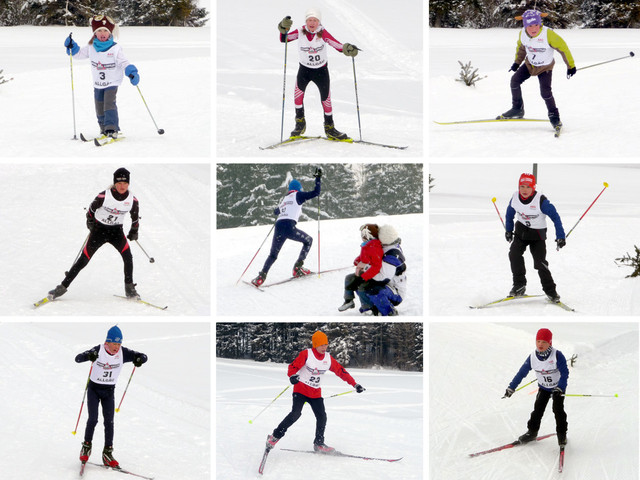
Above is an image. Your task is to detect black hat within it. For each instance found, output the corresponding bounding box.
[113,167,130,184]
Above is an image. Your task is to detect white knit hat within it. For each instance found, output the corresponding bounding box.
[378,224,400,246]
[305,8,322,22]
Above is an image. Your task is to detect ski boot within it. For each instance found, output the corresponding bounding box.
[313,442,336,454]
[79,440,92,463]
[338,299,355,312]
[252,271,267,287]
[104,129,118,139]
[324,116,349,140]
[546,291,561,303]
[508,285,526,297]
[497,105,524,120]
[292,260,311,277]
[125,282,140,300]
[48,284,67,300]
[102,446,119,468]
[266,434,280,450]
[518,430,538,444]
[290,108,306,137]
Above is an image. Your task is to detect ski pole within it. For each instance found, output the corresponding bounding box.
[578,52,634,72]
[351,56,363,142]
[280,16,291,143]
[562,393,619,398]
[135,85,165,135]
[317,192,321,277]
[72,363,93,435]
[236,224,275,285]
[502,378,537,398]
[71,233,90,267]
[326,390,355,399]
[565,182,609,238]
[248,385,290,424]
[135,240,155,263]
[491,197,506,230]
[68,32,78,140]
[116,366,136,412]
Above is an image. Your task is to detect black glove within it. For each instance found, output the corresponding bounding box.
[342,43,359,57]
[289,374,300,385]
[355,384,365,393]
[278,16,292,34]
[509,62,519,72]
[505,231,514,243]
[556,238,566,249]
[314,167,323,178]
[88,349,98,362]
[86,215,96,231]
[553,387,564,398]
[127,228,139,241]
[503,387,514,398]
[133,356,144,367]
[566,67,577,79]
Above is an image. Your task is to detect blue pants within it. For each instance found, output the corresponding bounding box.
[262,220,312,273]
[84,382,115,446]
[94,86,119,132]
[358,284,403,316]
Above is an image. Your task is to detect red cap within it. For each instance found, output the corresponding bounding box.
[91,15,116,34]
[519,173,536,190]
[536,328,552,345]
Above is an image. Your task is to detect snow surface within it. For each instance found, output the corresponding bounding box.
[430,163,640,316]
[217,214,423,316]
[0,322,210,479]
[216,357,423,479]
[430,322,639,480]
[0,164,211,315]
[430,28,640,156]
[217,0,423,156]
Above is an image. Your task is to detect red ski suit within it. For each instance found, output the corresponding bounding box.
[353,239,384,281]
[288,348,356,399]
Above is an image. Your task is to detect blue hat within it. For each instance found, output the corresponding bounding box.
[289,179,302,191]
[106,325,123,344]
[522,9,542,27]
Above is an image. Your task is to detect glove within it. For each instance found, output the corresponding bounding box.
[125,64,139,86]
[64,35,79,55]
[278,16,293,34]
[273,207,280,216]
[127,228,139,241]
[556,238,566,249]
[509,62,519,72]
[289,374,300,385]
[88,349,98,362]
[86,215,96,231]
[503,387,514,398]
[133,356,144,367]
[313,167,323,178]
[355,384,365,393]
[505,231,514,243]
[342,43,359,57]
[566,67,577,79]
[553,387,564,398]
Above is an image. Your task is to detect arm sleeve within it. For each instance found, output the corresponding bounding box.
[556,350,569,392]
[287,350,308,376]
[505,200,516,232]
[514,33,526,64]
[296,178,321,204]
[122,346,148,364]
[130,196,140,229]
[547,29,575,68]
[75,345,101,363]
[329,356,356,386]
[74,45,90,60]
[322,29,343,51]
[88,191,106,219]
[508,356,532,390]
[360,241,384,281]
[540,196,565,239]
[280,29,299,43]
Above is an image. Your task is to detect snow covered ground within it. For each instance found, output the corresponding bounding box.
[0,164,210,315]
[0,322,210,479]
[430,322,639,480]
[430,28,640,156]
[216,357,423,479]
[216,214,422,316]
[430,163,640,316]
[0,26,209,156]
[217,0,423,156]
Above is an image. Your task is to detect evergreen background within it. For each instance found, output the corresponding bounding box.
[216,163,424,229]
[429,0,640,28]
[216,323,424,372]
[0,0,208,26]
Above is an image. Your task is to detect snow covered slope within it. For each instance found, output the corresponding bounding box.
[0,322,210,479]
[430,322,639,480]
[216,214,422,316]
[216,357,423,479]
[430,163,640,315]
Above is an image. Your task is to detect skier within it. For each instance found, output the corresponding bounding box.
[338,224,384,312]
[47,167,141,300]
[251,168,322,287]
[277,8,359,141]
[265,331,365,453]
[505,173,565,302]
[63,14,140,139]
[498,9,576,130]
[76,325,148,467]
[503,328,569,446]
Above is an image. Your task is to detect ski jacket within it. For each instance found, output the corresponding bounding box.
[505,191,565,241]
[274,178,321,224]
[514,26,575,76]
[73,43,132,89]
[280,26,343,69]
[288,348,356,398]
[372,242,407,298]
[87,188,139,229]
[353,238,384,281]
[508,347,569,393]
[75,344,148,389]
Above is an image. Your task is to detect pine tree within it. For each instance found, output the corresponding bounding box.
[615,246,640,278]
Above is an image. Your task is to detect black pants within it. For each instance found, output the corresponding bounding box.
[510,64,558,116]
[63,224,133,288]
[262,220,312,274]
[294,64,333,120]
[84,382,116,446]
[273,392,327,444]
[509,231,556,295]
[526,389,568,436]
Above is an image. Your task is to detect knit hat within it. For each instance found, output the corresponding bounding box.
[289,179,302,191]
[536,328,552,345]
[522,9,542,27]
[519,173,536,190]
[312,331,328,348]
[305,8,322,22]
[360,224,379,240]
[91,14,116,35]
[106,325,123,344]
[114,167,130,184]
[378,224,399,246]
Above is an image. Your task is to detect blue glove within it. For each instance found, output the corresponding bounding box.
[125,64,139,86]
[64,36,79,55]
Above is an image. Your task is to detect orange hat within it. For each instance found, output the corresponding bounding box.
[312,331,328,348]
